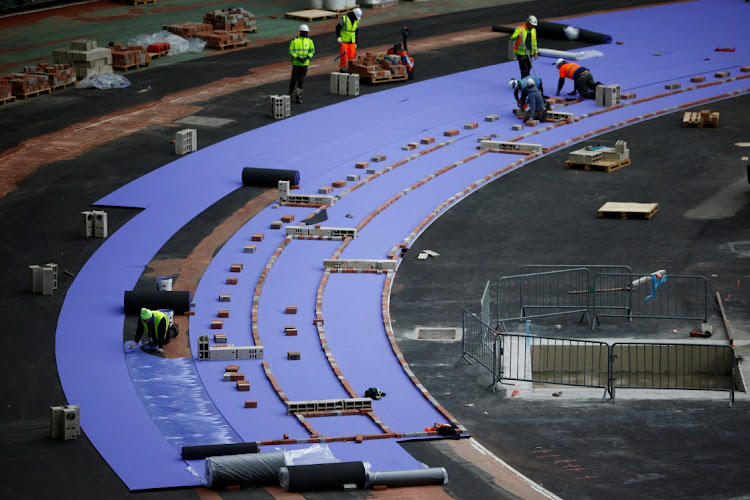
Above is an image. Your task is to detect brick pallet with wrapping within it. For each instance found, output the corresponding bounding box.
[203,8,258,33]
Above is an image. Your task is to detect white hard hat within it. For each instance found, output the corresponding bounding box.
[299,24,309,32]
[508,78,517,89]
[353,7,362,19]
[526,78,535,87]
[527,15,538,26]
[556,58,565,67]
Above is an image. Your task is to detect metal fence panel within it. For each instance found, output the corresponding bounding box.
[521,264,632,277]
[461,311,499,389]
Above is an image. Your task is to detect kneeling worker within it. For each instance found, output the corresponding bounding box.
[130,308,179,354]
[523,78,547,123]
[555,58,601,99]
[510,75,549,110]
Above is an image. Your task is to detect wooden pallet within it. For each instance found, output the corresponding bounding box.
[113,61,151,71]
[229,26,258,34]
[148,49,170,58]
[564,157,631,173]
[50,81,76,91]
[214,40,249,51]
[597,202,659,220]
[0,95,17,105]
[15,87,52,100]
[284,9,338,22]
[363,72,408,84]
[122,0,156,5]
[682,112,703,127]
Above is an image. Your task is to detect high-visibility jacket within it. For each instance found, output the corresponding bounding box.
[510,25,537,57]
[289,36,315,66]
[559,62,588,80]
[140,309,170,344]
[339,15,359,44]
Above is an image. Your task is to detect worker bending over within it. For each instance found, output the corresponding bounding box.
[510,75,550,110]
[130,308,179,354]
[509,15,538,78]
[521,78,548,123]
[336,7,362,72]
[555,58,601,99]
[289,24,315,104]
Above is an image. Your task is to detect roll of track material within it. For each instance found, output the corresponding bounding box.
[367,467,448,488]
[182,442,258,460]
[492,22,611,44]
[279,462,368,492]
[123,290,191,315]
[206,451,286,489]
[241,167,300,187]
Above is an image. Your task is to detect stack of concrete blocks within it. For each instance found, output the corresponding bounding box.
[601,140,629,162]
[547,110,574,122]
[479,140,543,153]
[595,84,621,107]
[80,210,107,238]
[29,263,58,295]
[277,180,335,206]
[175,129,197,155]
[285,398,372,415]
[197,335,264,360]
[52,40,113,79]
[50,404,81,440]
[323,259,398,271]
[568,148,603,164]
[269,95,291,119]
[285,225,358,239]
[329,72,359,96]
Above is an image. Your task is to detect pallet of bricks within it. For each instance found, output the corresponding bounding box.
[110,43,152,71]
[203,7,257,33]
[52,39,113,79]
[0,78,16,104]
[22,63,76,90]
[347,52,407,84]
[682,109,719,128]
[163,22,247,50]
[1,72,51,99]
[163,22,213,39]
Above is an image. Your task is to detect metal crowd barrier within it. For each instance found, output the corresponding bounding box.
[461,311,499,390]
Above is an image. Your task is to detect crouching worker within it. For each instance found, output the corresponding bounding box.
[522,78,547,123]
[130,308,179,354]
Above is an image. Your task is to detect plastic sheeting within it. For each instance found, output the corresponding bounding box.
[76,72,130,90]
[127,30,207,56]
[367,467,448,488]
[538,48,605,61]
[207,452,286,488]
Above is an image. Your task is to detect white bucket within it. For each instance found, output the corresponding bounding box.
[344,0,355,7]
[325,0,346,11]
[156,276,173,291]
[159,309,174,324]
[310,0,324,8]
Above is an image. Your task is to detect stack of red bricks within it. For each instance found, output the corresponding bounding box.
[110,44,152,69]
[197,30,247,49]
[347,52,407,79]
[0,73,51,97]
[22,63,76,89]
[203,7,257,32]
[163,22,214,38]
[0,80,12,100]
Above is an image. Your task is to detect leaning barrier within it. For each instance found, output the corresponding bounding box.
[462,311,736,406]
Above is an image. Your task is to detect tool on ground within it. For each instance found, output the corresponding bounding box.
[714,47,736,52]
[690,330,712,338]
[387,26,415,79]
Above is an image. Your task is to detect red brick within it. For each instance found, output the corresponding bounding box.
[421,137,435,144]
[355,161,369,169]
[226,364,239,372]
[332,180,347,188]
[251,233,264,241]
[230,263,243,272]
[281,214,294,223]
[444,129,459,137]
[236,380,250,391]
[226,277,238,285]
[211,319,223,329]
[218,309,229,318]
[245,400,257,408]
[286,305,297,314]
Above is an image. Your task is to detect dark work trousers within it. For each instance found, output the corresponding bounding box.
[517,55,532,79]
[289,65,308,95]
[575,72,597,99]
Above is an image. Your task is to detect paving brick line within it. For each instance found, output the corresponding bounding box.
[250,236,292,346]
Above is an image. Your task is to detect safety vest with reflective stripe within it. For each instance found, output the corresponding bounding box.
[339,16,359,43]
[511,25,537,56]
[559,62,583,80]
[289,37,315,66]
[141,309,169,342]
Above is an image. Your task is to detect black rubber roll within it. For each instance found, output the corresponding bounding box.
[492,21,612,44]
[279,462,367,492]
[241,167,300,187]
[181,442,258,460]
[123,290,191,315]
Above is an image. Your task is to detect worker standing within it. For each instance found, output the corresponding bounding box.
[336,7,362,73]
[130,308,179,354]
[289,24,315,104]
[555,58,601,99]
[509,15,538,78]
[522,78,547,123]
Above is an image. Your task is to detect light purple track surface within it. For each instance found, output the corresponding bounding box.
[55,0,750,490]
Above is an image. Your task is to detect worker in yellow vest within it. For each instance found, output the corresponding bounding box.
[336,7,362,72]
[130,308,179,354]
[289,24,315,104]
[509,15,538,78]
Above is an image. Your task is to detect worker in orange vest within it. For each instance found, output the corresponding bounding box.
[555,58,601,99]
[509,15,538,78]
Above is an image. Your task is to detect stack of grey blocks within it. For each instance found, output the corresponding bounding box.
[269,95,291,119]
[50,404,81,440]
[29,263,58,296]
[80,210,107,238]
[175,129,197,155]
[595,84,621,107]
[330,72,359,96]
[52,39,113,79]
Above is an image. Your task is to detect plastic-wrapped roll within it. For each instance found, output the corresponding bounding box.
[123,290,191,315]
[241,167,300,187]
[492,22,611,45]
[206,451,286,489]
[367,467,448,488]
[279,462,368,492]
[181,442,258,460]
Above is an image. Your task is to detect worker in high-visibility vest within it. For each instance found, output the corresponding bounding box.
[336,8,362,72]
[130,308,179,354]
[509,15,538,78]
[289,24,315,104]
[555,58,601,99]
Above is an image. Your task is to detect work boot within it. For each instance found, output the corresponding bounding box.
[295,90,303,104]
[339,67,348,73]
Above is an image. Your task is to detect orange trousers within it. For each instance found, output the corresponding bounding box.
[339,42,356,70]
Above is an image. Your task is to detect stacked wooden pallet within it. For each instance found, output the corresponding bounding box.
[347,52,408,84]
[682,110,719,128]
[196,30,248,50]
[110,44,152,71]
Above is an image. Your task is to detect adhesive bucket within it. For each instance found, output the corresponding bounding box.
[156,276,173,291]
[325,0,346,11]
[158,309,174,324]
[310,0,323,8]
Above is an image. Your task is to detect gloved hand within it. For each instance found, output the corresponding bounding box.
[129,342,137,349]
[299,56,308,63]
[157,347,164,354]
[337,37,342,44]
